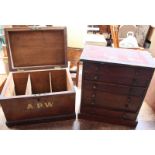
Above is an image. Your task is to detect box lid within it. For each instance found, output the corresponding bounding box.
[5,26,67,71]
[80,45,155,68]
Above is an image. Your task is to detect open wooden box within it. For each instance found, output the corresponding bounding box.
[0,27,76,126]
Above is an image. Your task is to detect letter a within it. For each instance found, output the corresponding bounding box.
[27,104,33,110]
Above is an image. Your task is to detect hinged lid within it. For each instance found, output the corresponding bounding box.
[5,26,68,71]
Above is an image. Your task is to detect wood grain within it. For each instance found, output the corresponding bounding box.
[79,45,155,126]
[4,27,68,71]
[0,27,76,126]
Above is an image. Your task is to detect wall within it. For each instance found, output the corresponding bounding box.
[66,24,87,48]
[54,24,87,48]
[148,27,155,57]
[144,26,155,110]
[145,71,155,111]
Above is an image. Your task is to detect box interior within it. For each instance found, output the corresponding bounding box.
[2,69,73,97]
[6,28,67,70]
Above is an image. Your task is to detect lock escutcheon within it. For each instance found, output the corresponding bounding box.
[91,102,95,105]
[122,113,128,119]
[91,94,96,98]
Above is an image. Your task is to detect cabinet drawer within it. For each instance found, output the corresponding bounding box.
[83,62,153,87]
[82,90,143,112]
[83,80,146,96]
[83,72,151,87]
[80,106,137,121]
[84,62,135,76]
[84,61,153,77]
[83,62,101,73]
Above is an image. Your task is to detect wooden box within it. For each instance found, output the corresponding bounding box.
[79,45,155,127]
[0,27,76,126]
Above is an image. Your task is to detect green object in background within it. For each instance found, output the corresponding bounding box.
[0,25,5,51]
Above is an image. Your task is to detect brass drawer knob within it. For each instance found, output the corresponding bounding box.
[91,102,95,105]
[93,85,97,89]
[95,66,99,71]
[94,76,98,80]
[91,94,96,98]
[122,114,128,119]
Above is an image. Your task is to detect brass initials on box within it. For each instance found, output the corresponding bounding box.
[37,102,44,109]
[27,104,34,110]
[27,101,54,110]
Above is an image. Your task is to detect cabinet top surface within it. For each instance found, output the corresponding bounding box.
[5,27,67,71]
[80,45,155,68]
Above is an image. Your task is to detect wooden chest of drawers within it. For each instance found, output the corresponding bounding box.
[78,45,155,127]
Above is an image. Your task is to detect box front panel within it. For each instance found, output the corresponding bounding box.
[1,93,75,122]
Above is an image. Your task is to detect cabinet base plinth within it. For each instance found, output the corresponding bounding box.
[78,113,137,127]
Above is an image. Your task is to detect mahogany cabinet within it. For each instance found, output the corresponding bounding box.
[79,45,155,126]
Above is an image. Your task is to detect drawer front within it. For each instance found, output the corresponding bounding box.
[80,106,137,121]
[83,72,151,87]
[83,62,153,87]
[83,80,146,96]
[84,61,135,76]
[83,62,101,73]
[82,90,143,112]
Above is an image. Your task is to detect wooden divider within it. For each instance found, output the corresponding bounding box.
[49,72,53,92]
[3,74,16,97]
[2,69,74,97]
[66,69,74,91]
[25,74,32,95]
